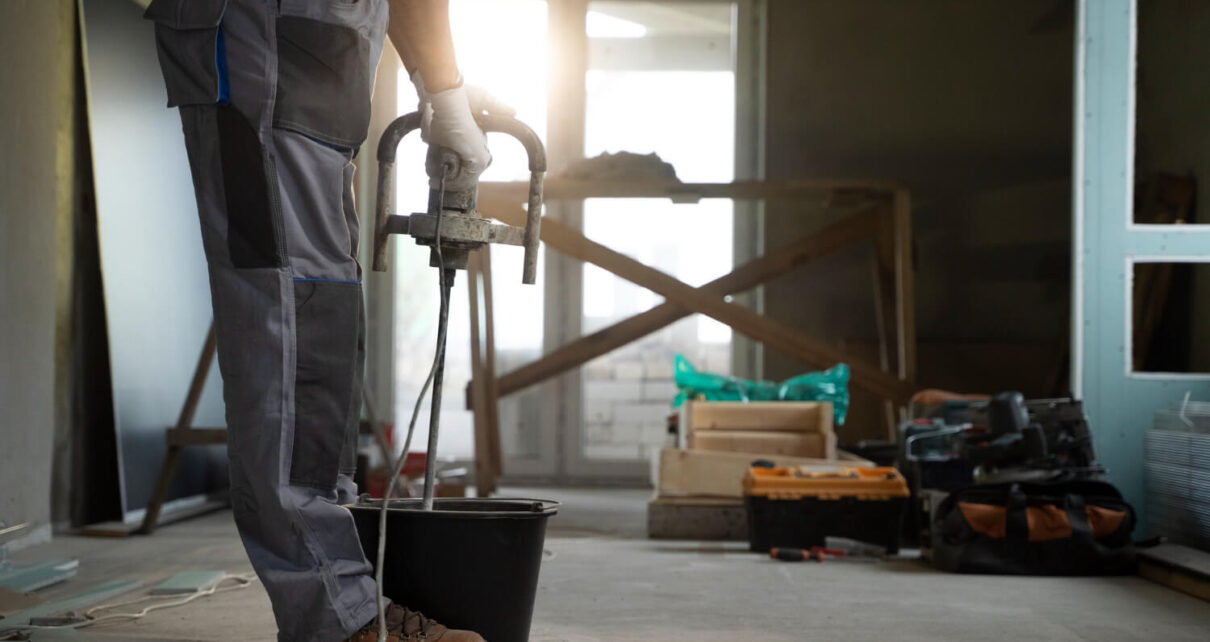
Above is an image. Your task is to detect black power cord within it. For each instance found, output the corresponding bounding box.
[374,168,453,640]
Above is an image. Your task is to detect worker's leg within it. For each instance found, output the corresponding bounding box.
[336,166,369,510]
[148,0,387,640]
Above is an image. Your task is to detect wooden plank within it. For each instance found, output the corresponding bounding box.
[684,401,831,433]
[480,248,503,480]
[495,207,879,397]
[892,189,916,383]
[133,446,181,535]
[871,200,900,439]
[177,324,217,430]
[139,324,218,535]
[691,431,832,459]
[647,496,748,541]
[481,179,904,203]
[466,251,497,497]
[654,447,872,499]
[466,251,490,495]
[1138,544,1210,603]
[490,200,905,399]
[1139,562,1210,603]
[484,198,912,402]
[0,523,28,539]
[1139,543,1210,581]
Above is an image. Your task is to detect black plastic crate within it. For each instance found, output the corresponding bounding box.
[745,495,906,554]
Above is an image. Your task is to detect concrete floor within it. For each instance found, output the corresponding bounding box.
[7,487,1210,641]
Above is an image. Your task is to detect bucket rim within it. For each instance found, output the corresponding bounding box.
[349,496,560,518]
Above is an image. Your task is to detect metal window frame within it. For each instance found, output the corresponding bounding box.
[537,0,761,482]
[1072,0,1210,526]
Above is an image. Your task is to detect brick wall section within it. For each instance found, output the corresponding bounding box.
[582,317,730,461]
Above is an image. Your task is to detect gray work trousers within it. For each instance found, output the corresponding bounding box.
[145,1,389,640]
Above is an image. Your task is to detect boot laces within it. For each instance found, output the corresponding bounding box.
[403,608,431,641]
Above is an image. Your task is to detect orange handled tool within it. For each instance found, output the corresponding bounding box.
[770,546,845,562]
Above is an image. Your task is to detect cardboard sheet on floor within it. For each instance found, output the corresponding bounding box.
[0,559,78,592]
[0,580,142,631]
[0,587,44,617]
[151,570,226,595]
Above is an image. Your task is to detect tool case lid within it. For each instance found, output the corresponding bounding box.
[743,466,909,500]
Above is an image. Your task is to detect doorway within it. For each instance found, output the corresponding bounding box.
[389,0,746,483]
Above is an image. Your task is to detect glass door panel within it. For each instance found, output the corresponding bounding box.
[577,1,737,466]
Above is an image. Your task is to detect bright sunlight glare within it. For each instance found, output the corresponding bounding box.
[586,10,648,38]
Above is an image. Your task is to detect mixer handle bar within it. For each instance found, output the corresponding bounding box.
[476,113,546,284]
[371,111,546,285]
[371,112,421,273]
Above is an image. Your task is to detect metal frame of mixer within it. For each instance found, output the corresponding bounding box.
[371,111,546,507]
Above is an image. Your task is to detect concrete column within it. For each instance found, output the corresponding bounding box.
[0,0,78,548]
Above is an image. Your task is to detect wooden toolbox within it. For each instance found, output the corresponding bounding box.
[647,401,850,540]
[680,400,836,460]
[653,447,873,499]
[647,448,875,539]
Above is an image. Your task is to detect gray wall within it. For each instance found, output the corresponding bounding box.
[0,0,77,546]
[762,0,1075,438]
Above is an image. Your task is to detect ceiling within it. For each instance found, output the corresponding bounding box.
[590,2,733,36]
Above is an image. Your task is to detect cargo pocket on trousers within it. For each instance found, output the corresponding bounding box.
[273,15,372,149]
[216,105,288,268]
[144,0,230,107]
[290,280,361,490]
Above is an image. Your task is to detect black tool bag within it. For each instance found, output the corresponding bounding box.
[931,480,1136,575]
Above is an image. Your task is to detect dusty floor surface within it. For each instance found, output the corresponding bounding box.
[6,486,1210,641]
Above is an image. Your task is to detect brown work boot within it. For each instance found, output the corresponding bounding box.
[344,604,485,642]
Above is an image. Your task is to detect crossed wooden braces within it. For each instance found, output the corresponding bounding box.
[468,179,918,495]
[133,179,919,529]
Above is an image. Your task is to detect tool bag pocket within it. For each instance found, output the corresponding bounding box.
[931,480,1137,575]
[144,0,229,107]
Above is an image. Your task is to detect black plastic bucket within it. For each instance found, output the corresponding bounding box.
[349,497,558,642]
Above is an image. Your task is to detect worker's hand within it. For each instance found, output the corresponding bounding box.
[412,71,514,191]
[412,70,516,140]
[424,86,491,191]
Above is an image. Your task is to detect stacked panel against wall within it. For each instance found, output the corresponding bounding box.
[1145,401,1210,551]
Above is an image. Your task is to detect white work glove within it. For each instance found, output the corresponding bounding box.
[412,71,515,191]
[412,70,516,138]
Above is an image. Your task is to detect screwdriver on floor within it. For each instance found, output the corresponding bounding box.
[770,546,845,562]
[770,537,888,562]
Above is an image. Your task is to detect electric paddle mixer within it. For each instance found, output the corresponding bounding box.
[367,111,546,639]
[373,112,545,280]
[371,110,545,508]
[370,109,546,498]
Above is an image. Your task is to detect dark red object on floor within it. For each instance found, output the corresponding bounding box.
[366,451,429,498]
[770,546,846,562]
